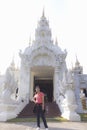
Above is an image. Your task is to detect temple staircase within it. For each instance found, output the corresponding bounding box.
[18,101,61,118]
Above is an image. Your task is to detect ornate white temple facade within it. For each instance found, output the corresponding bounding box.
[0,11,87,121]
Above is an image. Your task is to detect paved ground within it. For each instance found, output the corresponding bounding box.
[0,122,87,130]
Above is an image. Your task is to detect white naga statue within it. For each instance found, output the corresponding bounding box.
[0,67,18,104]
[59,71,81,121]
[0,65,28,121]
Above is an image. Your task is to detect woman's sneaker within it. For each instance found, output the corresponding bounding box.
[45,128,48,130]
[36,127,40,130]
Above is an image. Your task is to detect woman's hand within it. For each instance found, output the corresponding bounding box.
[42,104,44,110]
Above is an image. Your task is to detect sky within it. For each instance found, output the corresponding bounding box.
[0,0,87,74]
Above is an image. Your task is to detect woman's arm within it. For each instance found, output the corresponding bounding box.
[32,97,36,103]
[42,95,45,110]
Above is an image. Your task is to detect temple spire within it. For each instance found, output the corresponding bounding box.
[42,8,45,17]
[35,8,52,45]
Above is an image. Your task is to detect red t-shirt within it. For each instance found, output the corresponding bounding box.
[34,92,44,104]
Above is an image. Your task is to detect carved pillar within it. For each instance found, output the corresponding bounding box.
[54,65,60,101]
[26,67,30,100]
[19,64,30,101]
[29,71,34,99]
[73,73,83,113]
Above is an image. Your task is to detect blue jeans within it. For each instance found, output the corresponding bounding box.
[36,104,48,128]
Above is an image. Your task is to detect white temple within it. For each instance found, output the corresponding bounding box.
[0,11,87,121]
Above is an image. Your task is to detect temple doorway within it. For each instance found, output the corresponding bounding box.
[31,66,54,102]
[34,77,53,102]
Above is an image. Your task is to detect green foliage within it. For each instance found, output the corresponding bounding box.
[7,114,87,122]
[8,117,67,122]
[80,113,87,121]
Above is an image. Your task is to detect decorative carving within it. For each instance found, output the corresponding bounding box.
[32,55,54,67]
[0,65,18,104]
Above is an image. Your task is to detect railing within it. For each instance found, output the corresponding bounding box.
[81,97,87,110]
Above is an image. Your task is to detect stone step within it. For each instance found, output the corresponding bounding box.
[18,101,61,118]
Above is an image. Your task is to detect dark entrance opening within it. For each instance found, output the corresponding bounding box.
[34,77,53,102]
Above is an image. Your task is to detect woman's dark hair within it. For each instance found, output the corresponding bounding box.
[35,85,40,89]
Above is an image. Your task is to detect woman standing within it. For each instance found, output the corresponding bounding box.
[32,85,48,130]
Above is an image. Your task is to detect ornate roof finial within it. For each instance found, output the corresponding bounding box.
[42,7,45,17]
[76,55,79,63]
[71,62,74,70]
[10,55,15,69]
[75,55,80,67]
[29,36,31,46]
[55,37,58,45]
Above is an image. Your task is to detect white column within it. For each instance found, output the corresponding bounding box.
[26,67,30,100]
[54,66,60,102]
[29,71,34,100]
[19,65,30,100]
[19,64,25,98]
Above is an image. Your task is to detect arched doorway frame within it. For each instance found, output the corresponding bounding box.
[19,46,60,102]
